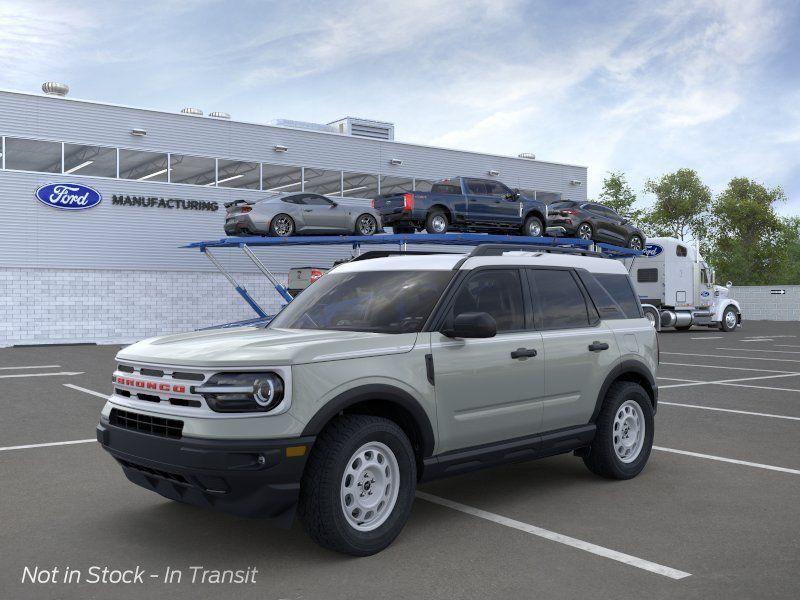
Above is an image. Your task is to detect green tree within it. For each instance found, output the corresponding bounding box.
[705,178,795,285]
[598,171,643,225]
[642,168,711,241]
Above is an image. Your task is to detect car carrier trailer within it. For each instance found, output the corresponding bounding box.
[183,233,642,324]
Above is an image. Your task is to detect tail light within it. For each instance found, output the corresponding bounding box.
[402,193,414,211]
[240,206,252,213]
[370,199,376,208]
[309,269,324,283]
[561,209,578,215]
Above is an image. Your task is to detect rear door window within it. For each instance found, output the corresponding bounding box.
[578,272,642,319]
[448,269,525,332]
[465,180,490,195]
[528,269,592,329]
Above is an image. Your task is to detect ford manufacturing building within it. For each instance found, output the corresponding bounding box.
[0,85,587,347]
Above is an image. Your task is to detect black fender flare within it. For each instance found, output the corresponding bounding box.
[591,360,658,422]
[301,384,436,457]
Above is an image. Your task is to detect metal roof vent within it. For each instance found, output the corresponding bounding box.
[42,82,69,97]
[328,117,395,141]
[209,111,230,119]
[180,107,203,116]
[518,152,536,160]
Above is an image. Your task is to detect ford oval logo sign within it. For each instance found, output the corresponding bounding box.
[35,183,102,210]
[642,244,663,257]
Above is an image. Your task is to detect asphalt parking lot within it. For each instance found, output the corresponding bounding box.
[1,321,799,600]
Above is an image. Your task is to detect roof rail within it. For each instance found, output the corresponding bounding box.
[466,243,603,258]
[349,249,463,262]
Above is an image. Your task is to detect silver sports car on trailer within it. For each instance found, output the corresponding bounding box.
[224,192,383,237]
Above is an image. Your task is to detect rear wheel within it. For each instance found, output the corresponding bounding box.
[425,210,449,234]
[628,234,644,250]
[577,222,593,240]
[298,415,416,556]
[269,214,295,237]
[719,306,738,332]
[583,381,653,479]
[521,215,544,237]
[355,214,378,236]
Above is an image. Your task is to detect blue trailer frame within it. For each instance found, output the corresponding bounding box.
[183,233,641,322]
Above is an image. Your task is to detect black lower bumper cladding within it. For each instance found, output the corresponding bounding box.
[97,419,315,527]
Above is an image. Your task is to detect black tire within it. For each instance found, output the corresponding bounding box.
[425,209,449,234]
[269,214,295,237]
[298,415,417,556]
[576,222,593,240]
[521,215,544,237]
[354,213,379,236]
[719,306,738,332]
[628,234,644,250]
[582,381,654,480]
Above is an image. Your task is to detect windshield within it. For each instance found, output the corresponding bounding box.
[268,270,454,333]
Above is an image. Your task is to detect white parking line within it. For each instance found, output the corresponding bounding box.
[416,491,691,579]
[0,439,96,452]
[690,336,723,340]
[64,383,108,399]
[0,371,84,379]
[659,372,800,389]
[0,364,61,370]
[740,339,773,342]
[716,347,800,355]
[716,382,800,394]
[657,377,700,382]
[654,446,800,476]
[661,352,800,364]
[659,402,800,421]
[776,345,800,349]
[660,362,797,374]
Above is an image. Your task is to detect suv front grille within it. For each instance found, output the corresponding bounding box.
[109,408,183,439]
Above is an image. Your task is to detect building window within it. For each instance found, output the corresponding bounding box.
[63,144,117,177]
[341,172,379,198]
[119,149,168,182]
[4,138,61,173]
[262,164,302,193]
[414,178,435,192]
[304,168,342,196]
[217,159,260,189]
[379,175,413,195]
[170,154,216,186]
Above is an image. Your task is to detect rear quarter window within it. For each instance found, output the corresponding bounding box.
[579,272,642,319]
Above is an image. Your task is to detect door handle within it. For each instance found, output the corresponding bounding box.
[303,209,313,212]
[511,348,538,359]
[588,341,610,352]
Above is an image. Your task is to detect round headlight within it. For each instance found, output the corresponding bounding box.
[253,376,284,409]
[198,372,285,413]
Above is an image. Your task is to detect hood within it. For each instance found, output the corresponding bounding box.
[714,285,730,298]
[116,327,418,368]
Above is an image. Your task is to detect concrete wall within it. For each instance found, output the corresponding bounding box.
[730,286,800,322]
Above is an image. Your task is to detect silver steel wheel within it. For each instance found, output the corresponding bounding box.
[272,215,293,236]
[725,309,737,329]
[430,214,447,233]
[645,310,657,327]
[340,442,400,532]
[629,236,643,250]
[613,400,645,463]
[577,223,592,239]
[526,219,543,236]
[357,214,377,235]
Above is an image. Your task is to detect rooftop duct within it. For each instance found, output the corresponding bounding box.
[329,117,394,141]
[209,111,231,119]
[180,107,203,116]
[518,152,536,160]
[268,119,337,134]
[42,82,69,97]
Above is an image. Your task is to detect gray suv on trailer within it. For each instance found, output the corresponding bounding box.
[97,245,658,556]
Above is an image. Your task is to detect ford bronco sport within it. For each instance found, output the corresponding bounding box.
[97,245,658,556]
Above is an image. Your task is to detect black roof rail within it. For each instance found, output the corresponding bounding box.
[347,250,463,263]
[467,243,603,257]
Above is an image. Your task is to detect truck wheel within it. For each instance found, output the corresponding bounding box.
[354,214,378,236]
[425,210,449,234]
[522,215,544,237]
[719,306,738,332]
[582,381,653,480]
[269,214,295,237]
[298,415,416,556]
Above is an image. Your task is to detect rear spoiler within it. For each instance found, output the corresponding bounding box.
[223,198,256,209]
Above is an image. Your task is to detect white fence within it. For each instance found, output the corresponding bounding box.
[730,286,800,321]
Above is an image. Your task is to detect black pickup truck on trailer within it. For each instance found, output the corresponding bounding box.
[371,177,550,236]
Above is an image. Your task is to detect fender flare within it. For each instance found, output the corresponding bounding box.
[301,384,436,457]
[714,299,741,322]
[591,360,658,422]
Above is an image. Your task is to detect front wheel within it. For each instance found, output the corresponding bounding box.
[577,222,593,240]
[719,306,738,332]
[298,415,416,556]
[521,215,544,237]
[355,214,379,236]
[628,234,644,250]
[582,381,653,479]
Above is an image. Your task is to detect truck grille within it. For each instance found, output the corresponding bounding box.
[109,408,183,439]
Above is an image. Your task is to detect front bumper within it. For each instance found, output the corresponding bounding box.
[97,419,314,526]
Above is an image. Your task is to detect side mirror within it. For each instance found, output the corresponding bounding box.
[441,312,497,339]
[329,201,338,208]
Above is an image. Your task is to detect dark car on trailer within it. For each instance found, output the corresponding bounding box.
[372,177,550,237]
[546,200,646,250]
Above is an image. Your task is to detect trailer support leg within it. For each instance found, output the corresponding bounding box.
[240,244,294,303]
[202,248,269,318]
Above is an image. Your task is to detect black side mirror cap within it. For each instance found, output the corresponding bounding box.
[441,312,497,338]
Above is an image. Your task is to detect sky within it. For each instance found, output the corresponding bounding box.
[1,0,799,214]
